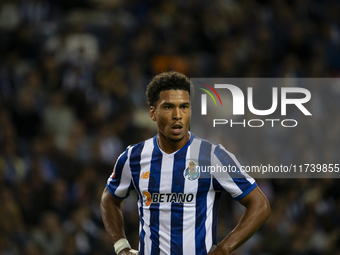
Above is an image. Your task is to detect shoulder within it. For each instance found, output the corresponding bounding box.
[120,136,155,159]
[191,134,217,147]
[190,134,238,163]
[190,134,225,152]
[113,137,154,171]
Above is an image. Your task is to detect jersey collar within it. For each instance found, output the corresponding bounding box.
[153,131,195,156]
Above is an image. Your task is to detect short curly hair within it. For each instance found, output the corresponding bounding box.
[146,71,193,107]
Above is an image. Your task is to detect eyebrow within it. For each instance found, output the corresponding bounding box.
[162,102,190,106]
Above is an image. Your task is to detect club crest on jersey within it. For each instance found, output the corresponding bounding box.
[184,160,200,181]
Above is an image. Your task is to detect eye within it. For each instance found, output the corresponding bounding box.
[164,105,172,110]
[181,105,189,109]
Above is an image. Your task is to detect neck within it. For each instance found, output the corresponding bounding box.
[157,132,189,154]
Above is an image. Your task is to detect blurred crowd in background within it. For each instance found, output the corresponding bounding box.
[0,0,340,254]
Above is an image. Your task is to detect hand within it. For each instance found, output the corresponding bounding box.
[118,248,139,255]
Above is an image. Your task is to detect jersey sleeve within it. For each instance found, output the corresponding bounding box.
[106,147,134,199]
[212,144,257,201]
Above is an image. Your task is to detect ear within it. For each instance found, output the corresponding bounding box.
[150,106,156,121]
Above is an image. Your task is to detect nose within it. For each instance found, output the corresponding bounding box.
[172,107,182,120]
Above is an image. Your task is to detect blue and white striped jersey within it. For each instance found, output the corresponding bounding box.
[106,132,257,255]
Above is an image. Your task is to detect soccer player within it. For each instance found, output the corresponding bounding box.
[100,71,271,255]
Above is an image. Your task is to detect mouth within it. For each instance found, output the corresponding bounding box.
[171,123,183,135]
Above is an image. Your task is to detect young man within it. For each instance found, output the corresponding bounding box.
[100,71,271,255]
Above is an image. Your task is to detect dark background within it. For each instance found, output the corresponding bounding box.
[0,0,339,254]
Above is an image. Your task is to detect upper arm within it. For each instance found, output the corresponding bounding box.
[106,147,134,199]
[101,187,124,208]
[238,186,271,213]
[212,145,257,200]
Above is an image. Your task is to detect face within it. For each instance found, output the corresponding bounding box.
[150,89,191,144]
